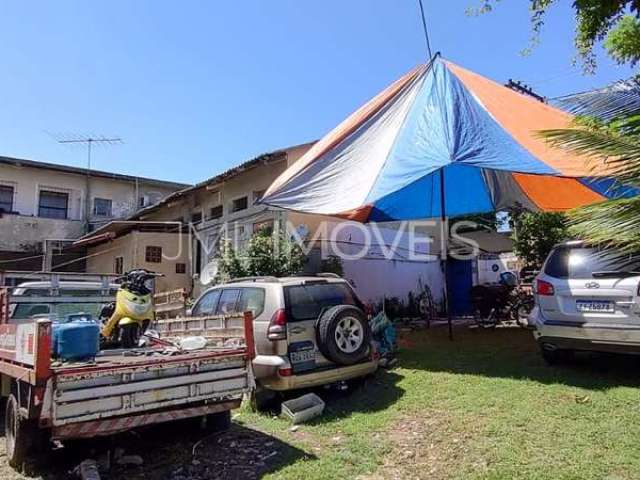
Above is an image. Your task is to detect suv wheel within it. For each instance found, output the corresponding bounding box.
[317,305,371,366]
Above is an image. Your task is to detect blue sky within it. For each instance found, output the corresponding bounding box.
[0,1,634,185]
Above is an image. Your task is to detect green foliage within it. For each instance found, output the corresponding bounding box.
[541,110,640,252]
[470,0,640,71]
[218,240,247,280]
[510,211,569,268]
[217,228,306,280]
[605,15,640,66]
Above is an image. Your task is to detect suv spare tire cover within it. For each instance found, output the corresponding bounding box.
[316,305,372,366]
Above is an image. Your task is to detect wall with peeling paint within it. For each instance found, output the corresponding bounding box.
[0,162,185,255]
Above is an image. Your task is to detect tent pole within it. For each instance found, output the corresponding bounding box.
[440,168,453,341]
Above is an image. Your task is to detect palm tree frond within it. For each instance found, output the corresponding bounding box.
[540,127,640,184]
[552,77,640,121]
[569,197,640,252]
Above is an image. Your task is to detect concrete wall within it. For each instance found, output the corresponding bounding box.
[86,231,191,292]
[476,252,520,285]
[0,214,84,251]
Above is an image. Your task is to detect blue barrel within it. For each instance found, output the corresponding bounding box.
[53,321,100,361]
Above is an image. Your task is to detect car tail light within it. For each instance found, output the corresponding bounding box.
[536,279,555,296]
[278,367,293,377]
[267,309,287,341]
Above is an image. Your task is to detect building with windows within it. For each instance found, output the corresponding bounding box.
[0,155,189,272]
[74,221,190,292]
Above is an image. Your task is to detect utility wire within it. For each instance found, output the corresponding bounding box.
[417,0,433,60]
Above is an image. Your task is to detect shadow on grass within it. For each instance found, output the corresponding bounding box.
[4,416,314,480]
[274,369,406,426]
[399,324,640,391]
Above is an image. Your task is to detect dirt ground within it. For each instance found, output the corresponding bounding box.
[0,416,312,480]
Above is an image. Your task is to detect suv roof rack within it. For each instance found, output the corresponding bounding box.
[290,272,342,279]
[225,276,280,284]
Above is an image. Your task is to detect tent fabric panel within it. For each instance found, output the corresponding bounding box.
[481,169,539,211]
[446,61,595,177]
[368,59,555,203]
[513,173,606,211]
[369,173,439,221]
[260,66,425,215]
[369,164,495,221]
[578,177,640,200]
[263,64,425,198]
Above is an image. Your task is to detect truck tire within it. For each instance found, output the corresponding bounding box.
[316,305,371,366]
[5,394,36,470]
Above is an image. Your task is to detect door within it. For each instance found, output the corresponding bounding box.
[447,259,474,316]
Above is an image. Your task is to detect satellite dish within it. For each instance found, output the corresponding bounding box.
[200,260,219,286]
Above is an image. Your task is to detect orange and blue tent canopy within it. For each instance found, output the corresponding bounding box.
[261,56,637,222]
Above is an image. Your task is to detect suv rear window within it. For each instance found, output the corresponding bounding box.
[285,282,361,322]
[544,246,640,279]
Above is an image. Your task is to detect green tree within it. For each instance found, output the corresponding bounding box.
[217,227,305,280]
[471,1,640,72]
[510,211,569,268]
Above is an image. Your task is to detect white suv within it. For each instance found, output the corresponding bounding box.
[189,275,378,409]
[530,241,640,364]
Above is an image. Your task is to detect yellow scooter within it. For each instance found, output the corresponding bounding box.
[100,269,163,348]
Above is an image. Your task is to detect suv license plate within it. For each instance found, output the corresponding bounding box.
[290,349,315,363]
[288,341,316,373]
[576,300,615,313]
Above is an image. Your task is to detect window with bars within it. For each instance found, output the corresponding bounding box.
[93,198,112,217]
[0,185,14,213]
[231,196,248,213]
[38,190,68,219]
[191,212,203,224]
[145,246,162,263]
[175,262,186,274]
[209,205,223,220]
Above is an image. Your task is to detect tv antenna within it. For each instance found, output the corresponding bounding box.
[56,134,123,231]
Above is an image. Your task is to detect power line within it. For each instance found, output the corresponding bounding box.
[417,0,433,60]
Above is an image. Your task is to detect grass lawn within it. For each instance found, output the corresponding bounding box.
[236,326,640,480]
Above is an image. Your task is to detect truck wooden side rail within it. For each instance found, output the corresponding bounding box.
[0,287,256,471]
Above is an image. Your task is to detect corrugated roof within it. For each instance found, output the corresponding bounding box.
[129,140,316,220]
[0,155,190,190]
[74,221,186,248]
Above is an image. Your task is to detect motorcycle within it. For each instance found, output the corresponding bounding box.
[100,269,164,348]
[470,271,533,329]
